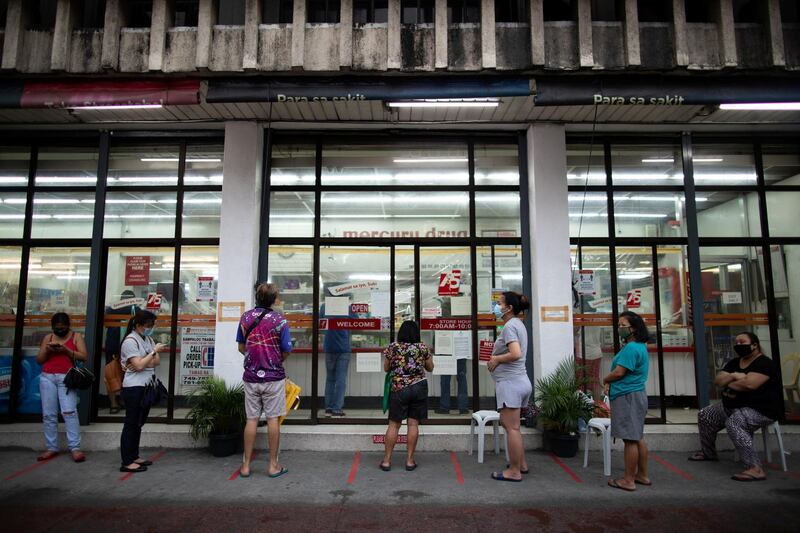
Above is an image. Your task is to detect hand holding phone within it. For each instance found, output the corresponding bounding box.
[48,343,65,352]
[154,343,168,353]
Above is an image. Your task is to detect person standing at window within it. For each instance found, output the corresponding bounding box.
[237,283,292,478]
[36,313,88,463]
[119,310,167,473]
[104,289,139,414]
[603,311,651,492]
[487,291,532,482]
[321,295,353,417]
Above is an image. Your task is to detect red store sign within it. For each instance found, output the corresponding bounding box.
[319,318,381,330]
[125,256,150,286]
[350,303,370,314]
[421,318,472,330]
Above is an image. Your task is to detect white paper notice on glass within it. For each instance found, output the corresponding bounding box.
[371,291,391,318]
[435,330,453,355]
[722,292,743,305]
[220,302,244,321]
[324,296,350,316]
[356,353,382,373]
[433,355,457,375]
[453,330,472,360]
[450,296,471,316]
[395,290,412,304]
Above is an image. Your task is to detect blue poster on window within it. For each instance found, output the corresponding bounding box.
[16,355,43,414]
[0,355,11,414]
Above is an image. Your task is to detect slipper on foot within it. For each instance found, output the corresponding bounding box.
[379,463,391,471]
[491,472,522,482]
[268,467,289,478]
[71,452,86,463]
[239,469,251,478]
[732,473,766,482]
[37,451,58,462]
[608,478,636,492]
[506,463,530,474]
[688,452,718,462]
[119,465,147,473]
[405,463,418,471]
[634,479,652,486]
[135,460,153,466]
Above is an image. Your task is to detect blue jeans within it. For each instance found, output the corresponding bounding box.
[39,372,81,451]
[440,359,469,411]
[324,352,350,411]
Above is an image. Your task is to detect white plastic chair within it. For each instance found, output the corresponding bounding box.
[582,395,611,476]
[468,410,510,464]
[734,421,789,472]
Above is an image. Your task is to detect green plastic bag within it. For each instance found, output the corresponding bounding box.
[382,372,392,414]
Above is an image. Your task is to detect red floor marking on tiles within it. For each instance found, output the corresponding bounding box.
[229,450,259,480]
[119,449,167,481]
[450,452,465,484]
[3,454,60,481]
[766,463,800,479]
[548,453,582,483]
[347,452,362,485]
[651,453,694,480]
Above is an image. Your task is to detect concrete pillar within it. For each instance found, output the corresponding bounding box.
[622,0,640,66]
[434,0,447,68]
[149,0,175,71]
[291,0,306,68]
[101,0,125,70]
[214,122,264,386]
[388,0,401,69]
[1,0,29,70]
[480,0,496,69]
[197,0,219,69]
[577,0,593,68]
[716,0,737,67]
[672,0,689,66]
[526,124,573,381]
[765,0,786,67]
[529,0,545,66]
[51,0,80,71]
[243,0,261,69]
[340,0,353,68]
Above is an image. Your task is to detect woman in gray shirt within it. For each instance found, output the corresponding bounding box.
[487,291,532,482]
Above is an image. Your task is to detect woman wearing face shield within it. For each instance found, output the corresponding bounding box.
[689,331,783,482]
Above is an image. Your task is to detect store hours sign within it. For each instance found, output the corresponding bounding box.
[179,327,215,393]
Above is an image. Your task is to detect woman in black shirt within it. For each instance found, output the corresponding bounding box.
[689,332,783,481]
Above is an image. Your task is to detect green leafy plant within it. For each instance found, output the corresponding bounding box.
[186,377,246,440]
[535,357,595,435]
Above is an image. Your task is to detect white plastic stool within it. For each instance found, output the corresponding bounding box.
[582,417,612,476]
[734,421,789,471]
[469,410,510,464]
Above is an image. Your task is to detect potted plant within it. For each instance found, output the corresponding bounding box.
[187,377,246,457]
[535,357,595,458]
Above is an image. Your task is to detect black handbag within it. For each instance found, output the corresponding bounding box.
[140,374,168,409]
[64,363,95,391]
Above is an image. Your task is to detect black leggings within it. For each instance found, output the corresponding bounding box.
[120,386,151,465]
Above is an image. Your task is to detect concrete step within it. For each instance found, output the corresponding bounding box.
[2,422,798,453]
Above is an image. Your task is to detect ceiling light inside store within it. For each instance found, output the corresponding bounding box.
[69,104,164,110]
[140,158,222,163]
[393,158,469,163]
[641,158,723,163]
[387,99,499,108]
[719,102,800,110]
[348,274,390,281]
[618,273,651,280]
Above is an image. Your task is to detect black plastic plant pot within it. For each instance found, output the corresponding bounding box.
[209,432,241,457]
[551,433,580,458]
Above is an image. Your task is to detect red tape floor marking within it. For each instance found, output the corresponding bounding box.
[651,453,694,481]
[766,462,800,479]
[229,450,259,480]
[548,452,583,483]
[347,451,362,485]
[119,449,167,481]
[450,452,465,484]
[3,453,60,481]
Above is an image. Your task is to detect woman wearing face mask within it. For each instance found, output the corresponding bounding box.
[487,291,532,482]
[689,332,783,482]
[603,311,650,492]
[118,310,167,473]
[36,312,88,463]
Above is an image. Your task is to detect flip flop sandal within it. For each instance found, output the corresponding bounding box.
[491,472,522,482]
[506,463,530,474]
[731,473,766,482]
[135,460,153,466]
[380,463,391,471]
[268,467,289,478]
[71,452,86,463]
[634,479,652,486]
[119,465,147,473]
[37,451,58,462]
[688,452,718,462]
[239,469,251,478]
[405,463,418,471]
[608,478,636,492]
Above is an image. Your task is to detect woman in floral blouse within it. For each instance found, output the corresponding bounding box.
[380,320,434,472]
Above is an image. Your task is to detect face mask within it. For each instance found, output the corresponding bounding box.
[733,344,753,357]
[618,326,632,341]
[53,327,69,337]
[493,303,507,320]
[143,327,154,337]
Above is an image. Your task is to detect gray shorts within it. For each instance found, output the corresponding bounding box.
[495,375,532,410]
[244,379,287,420]
[610,389,648,441]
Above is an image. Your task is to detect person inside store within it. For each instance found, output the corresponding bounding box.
[603,311,651,492]
[36,312,88,463]
[487,291,532,482]
[381,320,434,472]
[237,282,292,478]
[119,310,168,473]
[320,291,354,417]
[689,331,783,482]
[437,298,469,415]
[104,289,139,414]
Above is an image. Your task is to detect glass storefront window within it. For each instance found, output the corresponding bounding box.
[611,144,684,186]
[569,192,609,238]
[35,146,99,187]
[103,191,178,239]
[270,144,316,186]
[613,191,687,238]
[766,191,800,237]
[321,143,468,186]
[184,144,224,185]
[0,191,27,238]
[771,245,800,421]
[18,248,91,414]
[182,191,222,238]
[475,192,521,238]
[697,191,761,237]
[321,191,469,238]
[31,191,96,239]
[566,143,605,186]
[0,247,22,415]
[762,144,800,186]
[107,145,180,186]
[474,143,520,185]
[692,144,757,185]
[0,146,30,186]
[269,191,315,238]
